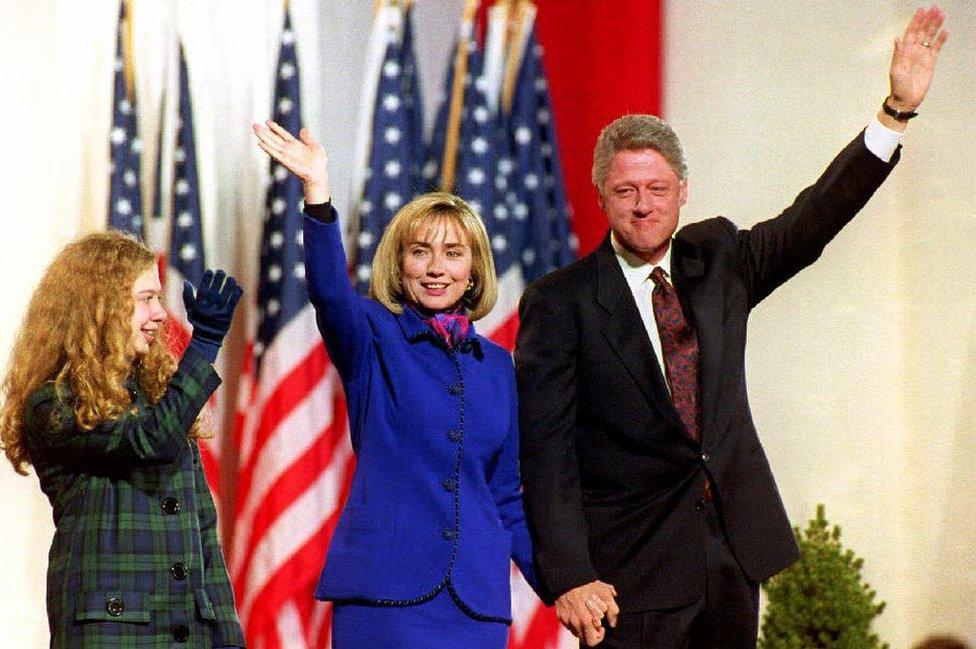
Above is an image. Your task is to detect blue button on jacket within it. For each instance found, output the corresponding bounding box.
[304,211,537,623]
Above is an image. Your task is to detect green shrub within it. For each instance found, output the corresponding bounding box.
[759,504,888,649]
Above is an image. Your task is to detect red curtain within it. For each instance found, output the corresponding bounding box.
[534,1,664,256]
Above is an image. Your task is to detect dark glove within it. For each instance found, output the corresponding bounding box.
[182,269,243,363]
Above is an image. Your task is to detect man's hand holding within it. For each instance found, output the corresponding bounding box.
[555,580,620,647]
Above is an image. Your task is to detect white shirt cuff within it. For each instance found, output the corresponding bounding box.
[863,117,902,162]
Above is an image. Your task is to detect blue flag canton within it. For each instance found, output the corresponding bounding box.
[506,28,576,282]
[107,6,144,237]
[353,15,424,295]
[169,44,205,285]
[255,12,308,368]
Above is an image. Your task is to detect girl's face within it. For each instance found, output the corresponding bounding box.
[130,266,167,356]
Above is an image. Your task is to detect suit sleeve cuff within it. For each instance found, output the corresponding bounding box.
[303,201,337,223]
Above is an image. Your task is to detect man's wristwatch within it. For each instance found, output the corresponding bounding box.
[882,98,918,122]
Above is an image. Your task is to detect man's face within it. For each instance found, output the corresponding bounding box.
[130,265,166,357]
[599,148,687,264]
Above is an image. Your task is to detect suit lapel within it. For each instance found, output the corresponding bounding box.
[594,236,683,430]
[671,235,726,442]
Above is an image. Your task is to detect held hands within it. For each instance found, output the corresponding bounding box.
[555,581,620,647]
[887,5,948,114]
[183,269,243,364]
[252,121,331,204]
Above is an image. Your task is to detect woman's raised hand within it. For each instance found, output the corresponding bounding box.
[252,120,331,204]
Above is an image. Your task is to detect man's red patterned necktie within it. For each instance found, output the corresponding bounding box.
[650,267,711,500]
[650,267,702,442]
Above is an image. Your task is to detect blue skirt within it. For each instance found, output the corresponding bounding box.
[331,586,509,649]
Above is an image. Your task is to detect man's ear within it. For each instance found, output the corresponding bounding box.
[678,178,688,207]
[597,188,606,212]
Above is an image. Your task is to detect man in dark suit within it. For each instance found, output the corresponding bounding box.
[515,7,948,648]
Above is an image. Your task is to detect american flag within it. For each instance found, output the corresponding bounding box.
[504,24,576,284]
[352,4,424,295]
[107,0,144,237]
[230,10,354,648]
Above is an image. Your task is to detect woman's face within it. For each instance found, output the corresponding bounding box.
[400,218,473,313]
[129,265,167,356]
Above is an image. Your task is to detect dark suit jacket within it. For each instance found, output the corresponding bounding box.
[514,131,899,612]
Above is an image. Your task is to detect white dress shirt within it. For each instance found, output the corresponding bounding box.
[611,232,673,393]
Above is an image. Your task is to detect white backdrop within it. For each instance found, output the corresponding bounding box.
[1,1,973,647]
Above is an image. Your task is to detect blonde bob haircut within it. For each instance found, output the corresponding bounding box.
[369,192,498,321]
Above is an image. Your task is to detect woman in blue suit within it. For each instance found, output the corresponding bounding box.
[253,121,553,648]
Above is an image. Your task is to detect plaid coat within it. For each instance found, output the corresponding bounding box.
[24,347,245,648]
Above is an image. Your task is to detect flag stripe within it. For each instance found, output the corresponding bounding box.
[236,311,324,466]
[239,442,354,627]
[233,378,347,591]
[233,339,328,526]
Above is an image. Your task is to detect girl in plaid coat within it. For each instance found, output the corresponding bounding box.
[0,232,246,648]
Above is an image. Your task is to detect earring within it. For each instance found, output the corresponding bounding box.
[465,278,474,292]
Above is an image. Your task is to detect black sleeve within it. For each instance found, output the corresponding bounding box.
[515,282,599,603]
[303,201,337,223]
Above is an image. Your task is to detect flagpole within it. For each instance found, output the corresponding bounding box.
[122,0,137,101]
[501,0,533,115]
[439,0,479,193]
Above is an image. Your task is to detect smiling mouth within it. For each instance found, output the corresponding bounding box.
[422,283,449,291]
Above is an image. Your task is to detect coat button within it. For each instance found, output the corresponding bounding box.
[161,497,180,515]
[442,528,458,541]
[172,624,190,643]
[170,562,188,581]
[695,500,706,512]
[442,479,458,493]
[447,383,463,395]
[701,453,710,462]
[447,429,463,443]
[105,597,124,617]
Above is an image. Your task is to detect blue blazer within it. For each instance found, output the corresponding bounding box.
[304,208,537,623]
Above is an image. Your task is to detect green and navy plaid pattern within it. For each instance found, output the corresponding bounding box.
[25,347,245,648]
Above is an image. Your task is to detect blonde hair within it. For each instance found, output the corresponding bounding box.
[592,114,687,189]
[369,192,498,321]
[0,231,202,476]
